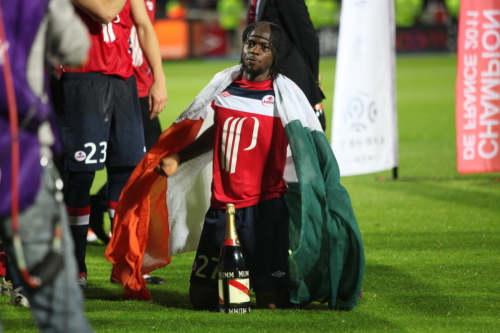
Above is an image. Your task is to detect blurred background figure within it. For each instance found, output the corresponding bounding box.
[444,0,459,19]
[305,0,339,30]
[216,0,245,57]
[395,0,425,27]
[0,0,94,331]
[166,0,188,18]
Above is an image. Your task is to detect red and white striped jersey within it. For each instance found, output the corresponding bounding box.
[63,1,133,80]
[130,0,155,97]
[211,76,288,209]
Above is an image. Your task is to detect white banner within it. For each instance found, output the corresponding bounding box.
[331,0,398,177]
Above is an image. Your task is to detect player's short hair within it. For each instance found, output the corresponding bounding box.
[240,21,285,80]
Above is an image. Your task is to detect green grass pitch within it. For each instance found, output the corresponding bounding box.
[1,54,499,332]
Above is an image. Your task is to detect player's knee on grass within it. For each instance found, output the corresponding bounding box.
[189,283,218,311]
[256,289,288,309]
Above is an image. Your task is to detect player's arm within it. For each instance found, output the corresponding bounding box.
[71,0,127,23]
[156,125,215,177]
[130,0,167,119]
[48,0,90,68]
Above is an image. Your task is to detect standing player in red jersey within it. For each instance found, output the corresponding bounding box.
[132,0,163,150]
[55,0,167,289]
[88,0,160,246]
[88,0,166,285]
[105,0,166,284]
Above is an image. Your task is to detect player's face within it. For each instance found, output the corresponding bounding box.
[242,24,273,81]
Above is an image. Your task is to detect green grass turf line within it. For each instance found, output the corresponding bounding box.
[2,54,499,332]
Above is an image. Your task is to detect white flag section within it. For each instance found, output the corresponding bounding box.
[331,0,398,177]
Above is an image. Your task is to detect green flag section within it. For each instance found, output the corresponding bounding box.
[285,120,365,310]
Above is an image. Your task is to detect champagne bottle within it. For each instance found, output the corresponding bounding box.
[218,203,251,314]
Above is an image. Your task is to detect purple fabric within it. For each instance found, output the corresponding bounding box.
[0,120,41,216]
[0,0,51,217]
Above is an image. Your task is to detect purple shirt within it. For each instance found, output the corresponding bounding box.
[0,0,51,217]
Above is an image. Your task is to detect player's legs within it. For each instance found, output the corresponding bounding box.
[255,290,289,309]
[107,75,145,170]
[65,171,95,278]
[106,166,135,224]
[189,198,289,310]
[88,185,109,244]
[189,283,218,311]
[56,72,114,287]
[238,196,290,309]
[139,96,162,151]
[89,95,161,245]
[104,83,149,238]
[189,207,226,310]
[106,74,145,225]
[107,77,171,285]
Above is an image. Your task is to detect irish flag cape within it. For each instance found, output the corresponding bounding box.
[105,65,365,309]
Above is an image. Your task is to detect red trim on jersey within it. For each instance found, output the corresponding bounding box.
[233,76,273,90]
[67,206,91,217]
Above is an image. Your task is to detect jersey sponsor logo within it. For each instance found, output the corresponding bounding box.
[261,95,274,107]
[220,91,231,97]
[221,117,259,174]
[146,0,154,11]
[74,150,87,162]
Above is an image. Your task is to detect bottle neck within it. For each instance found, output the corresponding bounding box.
[224,204,240,246]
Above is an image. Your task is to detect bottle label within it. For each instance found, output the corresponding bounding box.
[218,278,250,304]
[221,307,250,314]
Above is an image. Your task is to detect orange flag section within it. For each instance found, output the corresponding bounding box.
[105,118,205,300]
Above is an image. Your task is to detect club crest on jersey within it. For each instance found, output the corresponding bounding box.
[262,95,274,107]
[220,91,231,97]
[74,151,86,162]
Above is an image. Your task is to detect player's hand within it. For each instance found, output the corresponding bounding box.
[148,79,167,119]
[154,154,180,177]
